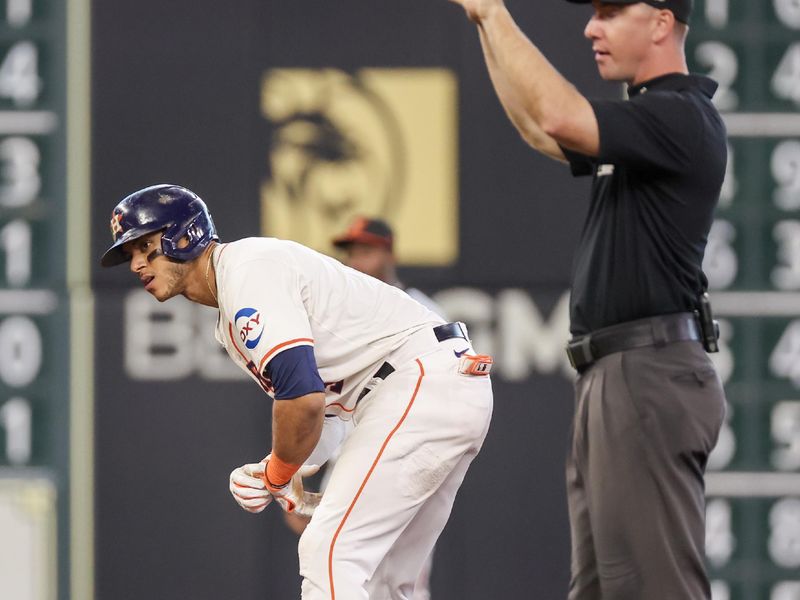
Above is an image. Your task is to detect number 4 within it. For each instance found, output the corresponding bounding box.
[770,320,800,385]
[772,43,800,106]
[0,40,40,107]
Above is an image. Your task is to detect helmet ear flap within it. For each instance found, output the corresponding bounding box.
[161,211,218,262]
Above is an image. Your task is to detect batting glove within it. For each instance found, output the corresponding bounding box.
[229,461,273,514]
[262,461,322,518]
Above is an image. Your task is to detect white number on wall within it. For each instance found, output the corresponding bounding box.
[772,581,800,600]
[0,397,31,464]
[773,140,800,211]
[773,220,800,290]
[774,0,800,29]
[708,405,736,470]
[0,219,31,286]
[704,0,730,28]
[5,0,32,27]
[0,41,40,106]
[773,43,800,105]
[0,316,41,388]
[770,321,800,386]
[695,42,739,110]
[711,581,730,600]
[772,401,800,470]
[719,142,736,208]
[0,136,40,207]
[769,498,800,568]
[706,499,736,567]
[703,220,738,290]
[706,321,735,471]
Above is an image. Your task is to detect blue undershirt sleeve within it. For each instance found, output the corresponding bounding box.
[264,345,325,400]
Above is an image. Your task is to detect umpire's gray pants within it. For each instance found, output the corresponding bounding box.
[567,340,726,600]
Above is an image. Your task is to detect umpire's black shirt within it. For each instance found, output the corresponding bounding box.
[563,73,727,336]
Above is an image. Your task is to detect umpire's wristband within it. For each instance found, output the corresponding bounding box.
[263,454,300,489]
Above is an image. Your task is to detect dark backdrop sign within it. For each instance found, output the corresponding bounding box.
[91,1,614,598]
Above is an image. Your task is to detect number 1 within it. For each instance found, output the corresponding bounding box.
[0,396,31,465]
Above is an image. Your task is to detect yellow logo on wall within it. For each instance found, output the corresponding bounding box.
[260,68,458,265]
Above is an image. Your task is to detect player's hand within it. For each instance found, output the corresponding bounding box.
[229,461,273,514]
[263,462,322,518]
[448,0,504,24]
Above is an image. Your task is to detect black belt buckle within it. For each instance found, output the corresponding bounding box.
[566,336,594,371]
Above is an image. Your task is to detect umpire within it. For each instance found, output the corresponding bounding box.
[448,0,727,598]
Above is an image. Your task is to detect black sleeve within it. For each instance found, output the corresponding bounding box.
[590,92,702,172]
[560,145,595,177]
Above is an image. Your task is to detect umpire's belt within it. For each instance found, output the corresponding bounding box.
[566,312,700,373]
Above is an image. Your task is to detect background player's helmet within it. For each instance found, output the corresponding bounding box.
[100,184,219,267]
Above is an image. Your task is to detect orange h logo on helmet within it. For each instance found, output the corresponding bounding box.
[110,212,124,239]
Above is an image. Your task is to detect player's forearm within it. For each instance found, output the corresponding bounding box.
[271,392,325,466]
[476,6,593,153]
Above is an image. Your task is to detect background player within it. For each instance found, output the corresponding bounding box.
[100,184,493,599]
[447,0,727,598]
[332,216,446,318]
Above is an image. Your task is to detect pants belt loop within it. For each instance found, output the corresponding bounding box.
[433,322,468,343]
[651,318,668,347]
[356,361,396,404]
[578,336,594,363]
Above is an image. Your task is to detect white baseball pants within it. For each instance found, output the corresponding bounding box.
[298,332,493,599]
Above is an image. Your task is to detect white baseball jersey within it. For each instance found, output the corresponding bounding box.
[211,237,444,416]
[405,287,446,319]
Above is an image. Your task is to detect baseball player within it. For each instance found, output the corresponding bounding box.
[100,184,494,599]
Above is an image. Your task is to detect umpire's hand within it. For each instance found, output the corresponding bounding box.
[448,0,505,24]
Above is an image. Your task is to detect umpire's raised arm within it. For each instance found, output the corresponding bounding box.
[447,0,597,160]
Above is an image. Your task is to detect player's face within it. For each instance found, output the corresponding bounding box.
[585,2,660,83]
[344,243,392,282]
[123,232,191,302]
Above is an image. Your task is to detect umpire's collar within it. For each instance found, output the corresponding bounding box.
[627,72,718,99]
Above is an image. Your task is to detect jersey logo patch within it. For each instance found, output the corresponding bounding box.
[454,348,469,358]
[235,307,265,349]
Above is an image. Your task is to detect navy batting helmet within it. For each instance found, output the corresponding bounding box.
[100,184,219,267]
